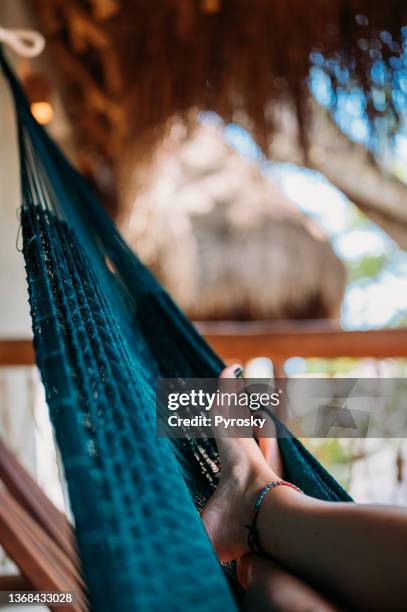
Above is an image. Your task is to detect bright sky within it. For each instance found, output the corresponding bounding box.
[269,163,407,330]
[201,112,407,330]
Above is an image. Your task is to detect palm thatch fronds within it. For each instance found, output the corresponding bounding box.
[122,123,346,321]
[25,0,406,210]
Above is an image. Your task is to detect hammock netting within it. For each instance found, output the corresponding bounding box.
[1,49,351,611]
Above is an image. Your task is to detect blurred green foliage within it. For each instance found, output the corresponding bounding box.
[347,254,388,284]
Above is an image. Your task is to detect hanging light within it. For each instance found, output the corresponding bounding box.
[200,0,221,15]
[23,73,54,125]
[30,101,54,125]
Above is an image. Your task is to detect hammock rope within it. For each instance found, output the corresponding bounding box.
[0,48,351,611]
[0,26,45,58]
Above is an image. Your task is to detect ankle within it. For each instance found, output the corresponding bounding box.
[241,466,276,525]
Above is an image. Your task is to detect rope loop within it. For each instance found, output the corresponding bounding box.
[0,26,45,58]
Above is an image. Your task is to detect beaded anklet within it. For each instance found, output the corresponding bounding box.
[246,480,302,558]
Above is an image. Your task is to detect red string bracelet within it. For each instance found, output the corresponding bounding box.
[246,480,302,558]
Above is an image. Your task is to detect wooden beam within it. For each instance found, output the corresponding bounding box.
[0,574,30,591]
[196,321,407,361]
[0,488,87,612]
[0,339,35,366]
[2,323,407,368]
[0,438,79,566]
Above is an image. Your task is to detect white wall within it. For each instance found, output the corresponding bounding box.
[0,69,32,338]
[0,59,37,485]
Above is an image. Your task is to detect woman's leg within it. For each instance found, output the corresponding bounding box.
[202,365,407,611]
[238,555,340,612]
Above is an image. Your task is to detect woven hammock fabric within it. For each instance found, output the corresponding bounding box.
[1,49,351,612]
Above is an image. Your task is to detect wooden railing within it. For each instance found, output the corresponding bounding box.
[0,339,35,367]
[195,321,407,363]
[1,323,406,368]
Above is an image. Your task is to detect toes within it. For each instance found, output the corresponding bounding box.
[219,364,244,379]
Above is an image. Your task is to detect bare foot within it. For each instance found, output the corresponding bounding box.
[201,365,278,562]
[256,426,284,477]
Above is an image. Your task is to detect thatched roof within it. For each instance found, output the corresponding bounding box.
[121,123,346,321]
[2,0,405,272]
[19,0,407,213]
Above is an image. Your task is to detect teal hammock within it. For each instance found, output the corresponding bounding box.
[1,50,351,611]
